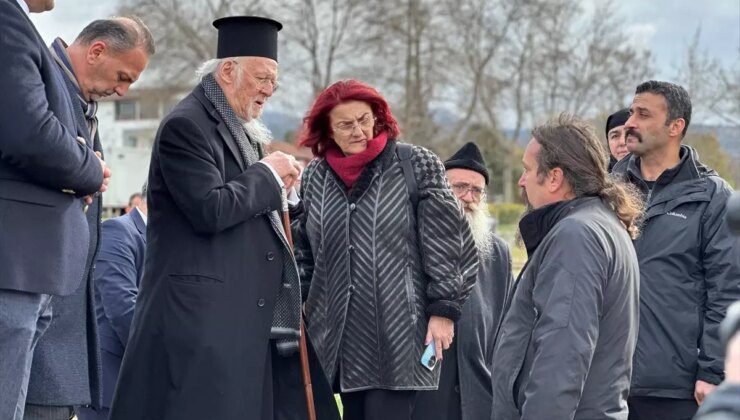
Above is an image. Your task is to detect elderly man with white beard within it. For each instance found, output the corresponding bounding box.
[109,16,339,420]
[412,142,514,420]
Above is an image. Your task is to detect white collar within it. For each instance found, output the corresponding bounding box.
[16,0,30,15]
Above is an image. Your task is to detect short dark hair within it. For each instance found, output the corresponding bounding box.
[75,16,155,56]
[635,80,692,138]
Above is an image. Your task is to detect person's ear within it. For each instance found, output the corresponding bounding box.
[218,60,238,86]
[86,41,107,64]
[547,167,565,193]
[668,118,686,138]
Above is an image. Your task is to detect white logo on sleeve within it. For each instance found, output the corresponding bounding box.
[666,211,687,219]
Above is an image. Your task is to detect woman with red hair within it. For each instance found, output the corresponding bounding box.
[293,80,478,420]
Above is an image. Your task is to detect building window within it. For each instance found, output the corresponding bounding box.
[123,135,137,148]
[116,100,137,120]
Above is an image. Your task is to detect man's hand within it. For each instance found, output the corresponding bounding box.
[262,151,301,190]
[84,152,111,205]
[425,315,454,362]
[695,379,718,405]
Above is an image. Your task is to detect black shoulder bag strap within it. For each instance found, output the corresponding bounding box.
[395,143,419,209]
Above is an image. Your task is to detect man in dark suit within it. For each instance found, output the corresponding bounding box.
[110,16,339,420]
[21,17,153,420]
[0,1,107,419]
[76,183,148,420]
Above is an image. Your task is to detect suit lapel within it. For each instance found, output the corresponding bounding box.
[129,208,147,238]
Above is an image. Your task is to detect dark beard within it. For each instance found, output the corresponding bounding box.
[516,188,531,248]
[521,188,533,213]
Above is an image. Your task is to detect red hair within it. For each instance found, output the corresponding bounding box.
[298,79,400,157]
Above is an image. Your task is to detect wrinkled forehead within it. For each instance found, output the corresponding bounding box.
[446,168,485,187]
[238,56,278,76]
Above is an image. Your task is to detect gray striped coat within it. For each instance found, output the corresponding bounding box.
[294,140,478,392]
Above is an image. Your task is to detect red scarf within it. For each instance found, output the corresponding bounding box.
[325,132,389,188]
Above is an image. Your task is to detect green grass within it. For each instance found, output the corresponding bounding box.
[496,223,526,276]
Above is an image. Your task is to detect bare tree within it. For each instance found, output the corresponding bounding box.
[352,0,449,146]
[677,27,740,126]
[117,0,265,84]
[274,0,366,98]
[440,0,526,141]
[525,0,651,120]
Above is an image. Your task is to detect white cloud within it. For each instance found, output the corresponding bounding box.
[624,23,658,53]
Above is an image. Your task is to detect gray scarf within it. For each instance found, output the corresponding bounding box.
[201,73,302,356]
[50,38,99,141]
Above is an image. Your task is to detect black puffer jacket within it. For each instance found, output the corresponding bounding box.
[613,146,740,398]
[294,140,478,392]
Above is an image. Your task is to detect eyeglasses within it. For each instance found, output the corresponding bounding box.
[252,75,279,92]
[333,113,375,135]
[451,183,485,200]
[228,59,280,92]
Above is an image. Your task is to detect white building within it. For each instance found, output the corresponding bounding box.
[97,86,188,214]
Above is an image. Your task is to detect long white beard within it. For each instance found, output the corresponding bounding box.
[464,201,494,257]
[242,117,273,145]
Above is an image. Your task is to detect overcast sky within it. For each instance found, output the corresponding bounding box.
[30,0,739,78]
[28,0,739,119]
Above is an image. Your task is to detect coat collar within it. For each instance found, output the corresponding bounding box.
[192,85,246,171]
[519,196,596,258]
[619,145,714,189]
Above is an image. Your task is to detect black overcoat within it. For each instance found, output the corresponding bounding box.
[109,85,337,420]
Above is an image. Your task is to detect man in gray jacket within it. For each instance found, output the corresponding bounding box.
[613,80,740,420]
[491,115,642,419]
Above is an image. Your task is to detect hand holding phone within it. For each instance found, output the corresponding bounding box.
[420,340,438,371]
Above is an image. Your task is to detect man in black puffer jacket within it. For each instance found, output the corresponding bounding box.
[613,80,740,420]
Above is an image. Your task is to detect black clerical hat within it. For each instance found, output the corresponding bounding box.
[444,142,490,185]
[212,16,282,61]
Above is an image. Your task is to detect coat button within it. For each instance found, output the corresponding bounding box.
[257,298,265,307]
[348,284,355,294]
[348,245,355,253]
[266,252,275,261]
[454,385,460,393]
[349,203,356,211]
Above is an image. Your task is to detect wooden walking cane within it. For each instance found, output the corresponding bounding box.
[281,190,317,420]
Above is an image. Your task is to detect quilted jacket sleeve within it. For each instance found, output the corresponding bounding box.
[412,146,478,321]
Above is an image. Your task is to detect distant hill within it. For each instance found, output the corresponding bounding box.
[692,125,740,159]
[262,111,302,141]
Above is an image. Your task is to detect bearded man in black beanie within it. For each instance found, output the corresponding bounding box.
[412,142,514,420]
